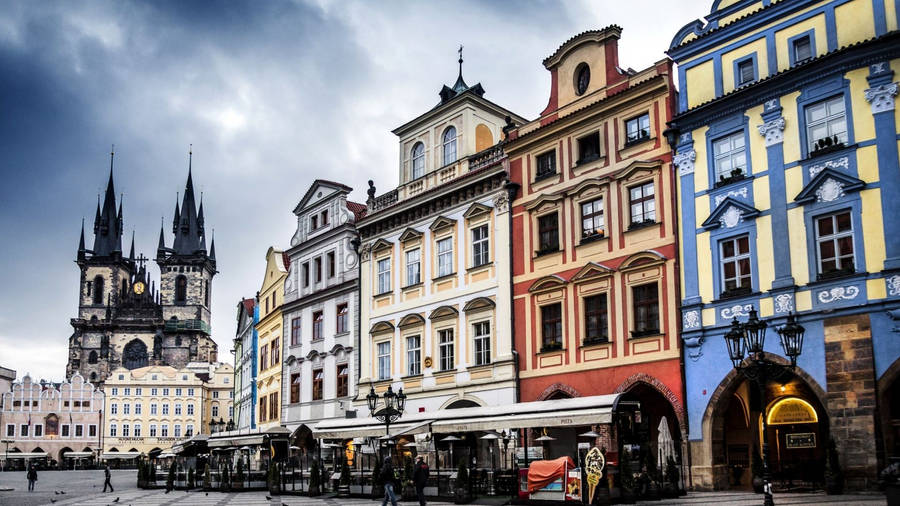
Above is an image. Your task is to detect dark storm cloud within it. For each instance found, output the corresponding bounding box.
[0,0,707,381]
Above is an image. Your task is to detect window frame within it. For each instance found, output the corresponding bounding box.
[406,334,421,376]
[734,54,758,87]
[712,131,748,183]
[473,320,491,366]
[438,328,455,372]
[376,341,391,380]
[537,212,560,254]
[576,131,602,164]
[719,234,753,296]
[312,369,324,401]
[336,364,349,397]
[624,113,651,146]
[540,303,563,351]
[290,373,300,404]
[336,303,348,334]
[436,237,454,278]
[411,142,425,180]
[471,224,490,267]
[327,251,336,278]
[535,150,557,181]
[291,317,301,346]
[583,293,609,344]
[442,126,458,166]
[631,282,660,337]
[814,210,855,279]
[312,311,324,340]
[628,181,656,227]
[406,248,421,286]
[804,95,848,154]
[580,197,605,241]
[376,257,391,295]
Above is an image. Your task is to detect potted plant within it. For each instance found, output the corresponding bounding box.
[750,446,764,493]
[454,462,470,504]
[619,450,636,504]
[188,467,195,489]
[233,458,244,490]
[824,438,844,495]
[880,461,900,506]
[371,457,384,499]
[203,463,211,490]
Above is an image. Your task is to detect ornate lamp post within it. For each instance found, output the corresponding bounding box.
[366,384,406,459]
[723,308,805,506]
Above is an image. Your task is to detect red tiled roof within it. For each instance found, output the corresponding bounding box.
[241,298,255,312]
[281,252,291,270]
[347,201,368,221]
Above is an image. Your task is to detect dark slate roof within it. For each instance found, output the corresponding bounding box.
[171,161,205,256]
[91,152,123,257]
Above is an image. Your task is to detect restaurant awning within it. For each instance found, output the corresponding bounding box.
[0,452,48,458]
[62,451,94,458]
[101,452,140,459]
[430,406,614,432]
[207,427,289,448]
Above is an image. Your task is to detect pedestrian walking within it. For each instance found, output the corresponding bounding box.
[26,464,37,492]
[380,456,398,506]
[103,463,114,492]
[413,455,430,506]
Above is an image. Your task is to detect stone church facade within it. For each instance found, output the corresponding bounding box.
[66,151,218,385]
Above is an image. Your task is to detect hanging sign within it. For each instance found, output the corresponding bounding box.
[786,433,816,449]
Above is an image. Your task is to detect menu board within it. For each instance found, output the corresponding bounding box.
[786,433,816,449]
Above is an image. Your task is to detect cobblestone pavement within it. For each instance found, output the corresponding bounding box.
[0,470,889,505]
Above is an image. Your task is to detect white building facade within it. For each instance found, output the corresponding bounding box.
[281,181,366,437]
[233,298,257,431]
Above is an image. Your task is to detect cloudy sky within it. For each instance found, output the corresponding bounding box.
[0,0,708,382]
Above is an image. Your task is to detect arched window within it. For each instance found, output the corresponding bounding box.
[175,275,187,304]
[411,142,425,179]
[44,414,59,436]
[92,276,104,305]
[88,351,98,364]
[90,372,97,382]
[442,127,457,166]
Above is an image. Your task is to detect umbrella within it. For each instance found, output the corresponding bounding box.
[579,430,600,438]
[440,435,461,442]
[657,416,675,467]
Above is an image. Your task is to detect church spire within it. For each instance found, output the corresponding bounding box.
[91,146,124,258]
[129,230,135,261]
[77,218,86,261]
[172,146,204,256]
[209,230,216,261]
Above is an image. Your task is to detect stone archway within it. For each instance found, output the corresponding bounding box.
[878,355,900,466]
[536,382,581,400]
[614,373,686,436]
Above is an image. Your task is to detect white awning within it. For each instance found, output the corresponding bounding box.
[208,434,266,448]
[313,422,414,440]
[430,407,614,432]
[62,451,94,458]
[101,452,140,459]
[0,452,49,459]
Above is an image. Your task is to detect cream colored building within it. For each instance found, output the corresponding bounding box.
[101,366,203,457]
[187,361,235,431]
[256,248,288,430]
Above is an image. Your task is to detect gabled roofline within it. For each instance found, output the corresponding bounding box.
[293,180,353,215]
[392,90,526,138]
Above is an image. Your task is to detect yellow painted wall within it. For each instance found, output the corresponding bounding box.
[722,38,769,95]
[686,60,716,109]
[835,0,876,48]
[697,232,714,302]
[781,92,802,162]
[756,215,775,292]
[774,14,827,72]
[861,188,886,273]
[693,126,710,192]
[849,67,877,142]
[787,207,809,286]
[888,0,899,31]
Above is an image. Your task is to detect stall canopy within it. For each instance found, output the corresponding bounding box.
[0,452,49,459]
[62,451,94,458]
[313,393,621,437]
[528,456,575,493]
[101,452,140,459]
[207,426,289,448]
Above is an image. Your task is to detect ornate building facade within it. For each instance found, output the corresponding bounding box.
[505,26,683,467]
[281,180,365,443]
[256,248,288,430]
[66,152,218,385]
[668,0,900,490]
[233,297,257,431]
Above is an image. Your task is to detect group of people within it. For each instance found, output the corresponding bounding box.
[379,454,430,506]
[23,463,115,493]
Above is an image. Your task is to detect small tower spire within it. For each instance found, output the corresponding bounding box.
[458,44,464,79]
[93,195,101,233]
[157,217,166,257]
[172,192,180,234]
[209,229,216,261]
[77,218,86,261]
[129,230,135,261]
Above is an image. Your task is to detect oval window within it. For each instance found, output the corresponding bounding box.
[575,63,590,95]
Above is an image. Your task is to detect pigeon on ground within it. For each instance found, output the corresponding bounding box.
[60,491,66,494]
[113,498,120,503]
[54,491,59,495]
[266,495,271,500]
[205,492,208,496]
[50,500,56,504]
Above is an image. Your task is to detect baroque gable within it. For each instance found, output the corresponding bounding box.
[794,168,865,205]
[701,196,760,230]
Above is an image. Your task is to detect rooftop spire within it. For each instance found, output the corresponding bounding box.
[129,230,135,260]
[209,229,216,261]
[92,146,123,257]
[77,218,86,261]
[171,146,205,256]
[172,192,180,234]
[157,217,166,257]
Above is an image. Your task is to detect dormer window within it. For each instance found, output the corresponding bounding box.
[411,142,425,179]
[320,210,328,226]
[310,215,318,230]
[793,36,812,63]
[442,127,457,166]
[575,63,590,96]
[577,132,601,164]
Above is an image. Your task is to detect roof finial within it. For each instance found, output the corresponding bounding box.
[188,144,192,174]
[458,44,464,78]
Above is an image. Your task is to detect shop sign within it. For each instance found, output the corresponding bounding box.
[786,433,816,449]
[768,398,818,425]
[566,470,582,501]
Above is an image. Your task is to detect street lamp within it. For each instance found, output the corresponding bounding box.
[722,308,805,506]
[366,384,407,458]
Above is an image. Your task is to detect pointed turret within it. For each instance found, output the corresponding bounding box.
[93,197,101,234]
[172,193,180,234]
[128,231,135,261]
[91,147,124,257]
[209,231,216,261]
[157,218,167,257]
[171,148,204,256]
[77,218,86,261]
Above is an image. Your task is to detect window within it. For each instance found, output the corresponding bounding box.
[806,96,847,152]
[437,238,453,277]
[33,425,43,437]
[577,132,601,163]
[327,251,336,277]
[377,258,391,294]
[187,404,194,416]
[108,424,115,437]
[174,424,181,438]
[312,369,324,401]
[377,341,391,380]
[302,263,310,287]
[133,424,141,437]
[406,249,421,286]
[174,404,182,415]
[111,403,118,415]
[815,211,854,277]
[407,335,421,376]
[135,387,142,396]
[291,317,301,346]
[541,303,563,350]
[89,425,97,437]
[584,294,609,343]
[260,345,268,373]
[632,283,660,336]
[313,311,324,340]
[187,388,194,396]
[185,425,194,437]
[321,210,329,226]
[737,58,755,86]
[721,235,752,295]
[134,403,142,415]
[162,388,169,396]
[793,35,812,63]
[472,225,489,267]
[336,304,348,333]
[474,321,491,366]
[174,388,181,396]
[62,425,71,437]
[211,405,218,417]
[271,338,280,366]
[121,424,129,437]
[538,213,559,253]
[112,388,118,396]
[92,275,104,304]
[150,404,157,415]
[75,425,84,437]
[160,424,168,437]
[411,142,425,179]
[337,365,348,397]
[439,329,455,371]
[162,403,169,415]
[5,424,12,437]
[536,150,556,180]
[713,132,747,182]
[287,372,300,404]
[149,425,157,437]
[269,392,278,420]
[314,257,322,283]
[259,397,267,423]
[625,114,651,145]
[442,126,457,166]
[581,198,605,239]
[629,182,656,225]
[88,351,98,364]
[175,275,187,304]
[151,388,158,396]
[311,215,319,230]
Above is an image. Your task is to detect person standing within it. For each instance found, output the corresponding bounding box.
[26,464,37,492]
[413,455,430,506]
[103,463,114,492]
[380,456,397,506]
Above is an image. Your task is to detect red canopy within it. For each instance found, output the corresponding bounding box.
[527,456,575,493]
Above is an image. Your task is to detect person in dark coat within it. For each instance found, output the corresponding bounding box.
[26,464,37,492]
[103,463,114,492]
[413,455,430,506]
[380,456,397,506]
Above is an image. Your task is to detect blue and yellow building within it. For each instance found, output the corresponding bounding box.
[668,0,900,490]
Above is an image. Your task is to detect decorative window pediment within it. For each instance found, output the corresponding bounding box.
[615,160,661,183]
[371,238,393,253]
[305,349,320,361]
[429,215,456,232]
[619,250,668,271]
[463,203,492,220]
[794,168,865,204]
[528,274,568,293]
[463,296,496,313]
[429,305,459,321]
[369,321,395,335]
[398,314,426,328]
[524,193,564,212]
[571,262,615,281]
[565,178,609,198]
[329,343,351,355]
[398,228,423,243]
[702,197,760,230]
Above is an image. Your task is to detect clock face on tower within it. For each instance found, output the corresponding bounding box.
[133,281,146,295]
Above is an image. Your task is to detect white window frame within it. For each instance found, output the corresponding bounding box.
[439,329,455,371]
[472,224,489,267]
[442,126,457,166]
[161,424,169,437]
[121,423,129,437]
[437,237,453,277]
[133,424,141,437]
[109,424,116,437]
[815,211,855,275]
[377,341,391,380]
[720,235,752,292]
[377,258,391,294]
[407,335,421,376]
[805,95,847,152]
[149,424,157,437]
[411,142,425,179]
[473,321,491,366]
[406,249,421,286]
[580,198,605,239]
[713,131,747,180]
[150,403,157,415]
[625,114,651,144]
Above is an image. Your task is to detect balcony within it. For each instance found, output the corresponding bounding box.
[164,319,211,335]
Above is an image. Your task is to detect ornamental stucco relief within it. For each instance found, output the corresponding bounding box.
[721,303,753,320]
[815,178,845,203]
[719,206,743,229]
[808,156,849,179]
[817,285,860,303]
[682,310,700,329]
[674,149,696,176]
[864,82,899,114]
[774,293,794,313]
[757,117,785,147]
